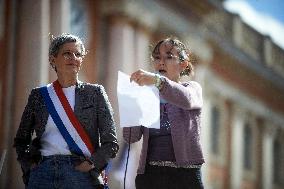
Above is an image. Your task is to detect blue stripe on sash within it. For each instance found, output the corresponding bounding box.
[40,86,84,156]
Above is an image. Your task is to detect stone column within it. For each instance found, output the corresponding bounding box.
[134,26,151,71]
[104,16,137,189]
[105,17,135,101]
[0,1,17,188]
[230,106,245,189]
[262,124,276,189]
[50,0,70,35]
[195,65,212,188]
[100,1,156,188]
[8,0,50,188]
[200,90,211,188]
[49,0,71,82]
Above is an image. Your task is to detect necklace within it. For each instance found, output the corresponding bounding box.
[160,104,171,131]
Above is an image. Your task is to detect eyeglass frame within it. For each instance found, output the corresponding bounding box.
[151,54,186,64]
[61,51,84,61]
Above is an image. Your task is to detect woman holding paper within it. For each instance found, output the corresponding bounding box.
[14,33,118,189]
[123,37,204,189]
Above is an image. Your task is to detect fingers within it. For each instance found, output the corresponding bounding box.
[130,69,155,86]
[136,78,143,86]
[130,75,142,85]
[130,74,136,82]
[75,161,93,172]
[30,163,38,170]
[130,69,144,83]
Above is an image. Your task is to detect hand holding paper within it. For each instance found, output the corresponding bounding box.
[117,71,160,129]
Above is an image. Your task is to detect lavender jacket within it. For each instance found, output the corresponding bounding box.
[123,78,204,174]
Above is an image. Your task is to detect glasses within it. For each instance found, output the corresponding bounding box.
[62,51,84,61]
[152,54,181,64]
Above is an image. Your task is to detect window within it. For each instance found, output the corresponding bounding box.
[273,138,282,184]
[210,106,220,155]
[243,123,252,170]
[70,0,88,39]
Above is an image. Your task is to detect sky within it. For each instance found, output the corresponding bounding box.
[223,0,284,49]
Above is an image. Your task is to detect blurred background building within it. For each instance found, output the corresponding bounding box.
[0,0,283,188]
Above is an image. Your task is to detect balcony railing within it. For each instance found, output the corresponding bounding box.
[204,10,284,77]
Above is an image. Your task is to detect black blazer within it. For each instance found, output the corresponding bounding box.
[14,81,119,184]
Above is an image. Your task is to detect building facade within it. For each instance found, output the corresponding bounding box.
[0,0,283,189]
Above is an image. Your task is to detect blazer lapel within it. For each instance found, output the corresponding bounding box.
[74,82,95,124]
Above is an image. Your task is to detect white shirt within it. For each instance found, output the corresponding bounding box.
[40,84,76,156]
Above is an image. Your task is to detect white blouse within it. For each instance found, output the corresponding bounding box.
[40,84,75,156]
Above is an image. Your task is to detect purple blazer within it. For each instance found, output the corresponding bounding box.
[123,77,204,174]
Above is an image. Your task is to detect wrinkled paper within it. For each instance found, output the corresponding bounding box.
[117,71,160,129]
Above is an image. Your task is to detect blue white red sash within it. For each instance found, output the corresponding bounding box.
[40,80,94,157]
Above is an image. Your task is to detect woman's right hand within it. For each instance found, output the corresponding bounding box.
[75,160,94,172]
[130,69,156,86]
[30,163,37,169]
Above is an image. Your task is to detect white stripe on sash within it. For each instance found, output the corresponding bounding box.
[47,83,91,157]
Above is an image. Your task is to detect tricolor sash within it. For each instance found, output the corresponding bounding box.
[39,80,94,157]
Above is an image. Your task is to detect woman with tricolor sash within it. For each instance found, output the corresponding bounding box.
[14,33,119,189]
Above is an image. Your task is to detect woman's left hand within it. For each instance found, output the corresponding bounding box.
[75,160,93,172]
[130,69,156,86]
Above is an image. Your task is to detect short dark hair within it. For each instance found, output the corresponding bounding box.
[49,33,86,58]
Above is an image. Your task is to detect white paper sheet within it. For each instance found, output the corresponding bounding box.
[117,71,160,129]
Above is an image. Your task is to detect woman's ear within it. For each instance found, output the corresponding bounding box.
[49,56,55,65]
[180,60,189,71]
[49,56,57,71]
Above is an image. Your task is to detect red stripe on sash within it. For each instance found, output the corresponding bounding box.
[53,80,94,154]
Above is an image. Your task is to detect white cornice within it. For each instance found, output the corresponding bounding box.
[101,0,212,63]
[101,0,200,35]
[101,0,158,31]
